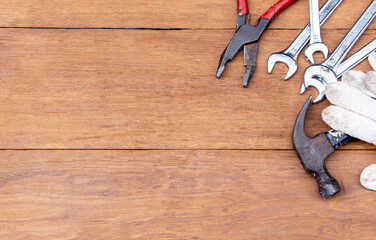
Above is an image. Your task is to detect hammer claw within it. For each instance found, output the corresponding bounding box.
[293,96,313,144]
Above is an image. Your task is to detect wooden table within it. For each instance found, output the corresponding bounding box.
[0,0,375,239]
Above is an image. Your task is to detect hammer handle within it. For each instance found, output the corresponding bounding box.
[261,0,298,21]
[237,0,249,16]
[326,130,354,149]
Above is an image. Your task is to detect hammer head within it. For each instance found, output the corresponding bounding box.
[292,96,341,199]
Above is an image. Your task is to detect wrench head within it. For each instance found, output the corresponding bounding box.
[267,53,298,80]
[300,77,326,103]
[304,42,329,64]
[303,65,337,103]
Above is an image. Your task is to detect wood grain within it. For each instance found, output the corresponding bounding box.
[0,0,376,239]
[0,28,375,149]
[0,0,375,30]
[0,150,375,240]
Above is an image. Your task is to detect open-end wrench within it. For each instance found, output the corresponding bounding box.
[304,0,329,64]
[268,0,342,80]
[336,39,376,76]
[301,38,376,102]
[303,0,376,103]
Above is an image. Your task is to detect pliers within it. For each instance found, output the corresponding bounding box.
[216,0,299,87]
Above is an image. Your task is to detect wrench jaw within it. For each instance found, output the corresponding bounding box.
[302,65,337,103]
[304,42,329,64]
[267,53,298,80]
[301,77,326,103]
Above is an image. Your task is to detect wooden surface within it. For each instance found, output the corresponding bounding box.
[0,0,375,239]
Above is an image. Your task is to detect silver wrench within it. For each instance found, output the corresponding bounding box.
[304,0,329,64]
[303,0,376,103]
[268,0,342,80]
[300,38,376,102]
[336,39,376,76]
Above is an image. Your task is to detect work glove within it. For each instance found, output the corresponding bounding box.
[322,52,376,145]
[321,52,376,191]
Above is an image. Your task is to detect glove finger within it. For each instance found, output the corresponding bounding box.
[365,71,376,98]
[340,70,372,94]
[341,70,366,89]
[325,82,376,122]
[341,71,368,92]
[360,164,376,191]
[322,106,376,145]
[369,52,376,71]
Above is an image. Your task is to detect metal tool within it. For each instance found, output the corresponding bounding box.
[268,0,342,80]
[303,0,376,103]
[216,0,298,86]
[303,39,376,103]
[304,0,329,64]
[302,39,376,100]
[336,39,376,76]
[237,0,259,87]
[293,96,353,199]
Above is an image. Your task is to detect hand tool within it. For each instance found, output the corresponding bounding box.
[216,0,299,86]
[304,0,329,64]
[303,1,376,102]
[236,0,259,87]
[336,39,376,77]
[293,96,353,199]
[303,38,376,103]
[267,0,342,80]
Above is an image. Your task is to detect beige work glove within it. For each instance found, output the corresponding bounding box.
[322,52,376,145]
[321,52,376,191]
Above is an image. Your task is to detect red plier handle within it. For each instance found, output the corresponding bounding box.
[261,0,298,20]
[238,0,297,20]
[237,0,249,16]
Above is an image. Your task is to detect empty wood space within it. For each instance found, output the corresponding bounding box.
[0,0,375,239]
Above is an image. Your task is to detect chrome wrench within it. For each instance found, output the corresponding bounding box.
[304,0,329,64]
[303,0,376,103]
[268,0,342,80]
[336,38,376,76]
[301,38,376,99]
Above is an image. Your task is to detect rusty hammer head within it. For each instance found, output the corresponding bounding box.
[292,96,341,199]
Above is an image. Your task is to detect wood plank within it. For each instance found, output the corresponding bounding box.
[0,0,375,30]
[0,28,375,149]
[0,150,375,239]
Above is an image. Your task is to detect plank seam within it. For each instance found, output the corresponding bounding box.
[0,27,369,31]
[0,149,373,151]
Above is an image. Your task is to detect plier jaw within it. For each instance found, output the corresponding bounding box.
[216,18,270,80]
